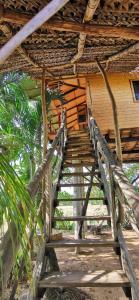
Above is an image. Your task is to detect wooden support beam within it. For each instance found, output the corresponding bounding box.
[106,136,139,144]
[2,8,139,41]
[96,59,122,163]
[78,165,97,238]
[63,87,78,96]
[0,0,70,65]
[118,225,139,300]
[64,94,86,105]
[66,101,86,112]
[62,82,85,90]
[71,0,100,64]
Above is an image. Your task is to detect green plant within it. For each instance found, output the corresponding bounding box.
[55,208,73,230]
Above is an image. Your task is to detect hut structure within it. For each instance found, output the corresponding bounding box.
[0,1,139,299]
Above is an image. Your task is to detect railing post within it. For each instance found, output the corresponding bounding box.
[45,163,52,240]
[108,165,117,241]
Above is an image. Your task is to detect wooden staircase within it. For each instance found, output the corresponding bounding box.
[29,114,139,300]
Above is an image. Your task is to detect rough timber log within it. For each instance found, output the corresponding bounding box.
[96,59,122,163]
[1,8,139,41]
[0,0,70,65]
[71,0,100,64]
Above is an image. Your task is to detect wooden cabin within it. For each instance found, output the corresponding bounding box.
[0,0,139,162]
[1,1,139,299]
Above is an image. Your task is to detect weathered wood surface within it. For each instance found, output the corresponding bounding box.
[96,59,122,163]
[61,171,96,177]
[58,182,100,187]
[0,0,70,65]
[117,226,139,300]
[28,242,46,300]
[28,243,59,300]
[78,165,97,238]
[53,215,111,221]
[89,117,139,230]
[63,162,94,167]
[1,8,139,41]
[39,270,130,288]
[45,239,118,248]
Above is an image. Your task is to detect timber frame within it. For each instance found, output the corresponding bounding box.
[0,1,139,298]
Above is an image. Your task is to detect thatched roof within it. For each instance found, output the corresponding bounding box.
[0,0,139,78]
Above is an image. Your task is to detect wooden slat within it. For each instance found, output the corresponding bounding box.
[46,239,118,248]
[66,143,92,148]
[61,172,97,177]
[66,148,93,153]
[57,197,105,201]
[53,215,111,221]
[63,162,94,167]
[39,270,130,288]
[64,155,95,160]
[58,183,100,187]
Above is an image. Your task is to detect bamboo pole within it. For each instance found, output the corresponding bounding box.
[96,59,122,163]
[71,0,100,63]
[0,0,70,65]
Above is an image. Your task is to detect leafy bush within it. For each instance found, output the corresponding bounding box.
[55,208,73,230]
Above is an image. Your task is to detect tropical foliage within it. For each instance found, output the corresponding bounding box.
[0,72,65,286]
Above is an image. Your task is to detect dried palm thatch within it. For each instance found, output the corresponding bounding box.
[0,0,139,78]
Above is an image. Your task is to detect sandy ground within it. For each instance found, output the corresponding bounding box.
[5,229,139,300]
[54,229,139,300]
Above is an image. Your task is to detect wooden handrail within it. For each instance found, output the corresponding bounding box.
[28,112,66,198]
[88,114,139,230]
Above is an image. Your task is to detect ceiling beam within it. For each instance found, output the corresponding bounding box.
[1,8,139,41]
[62,82,85,90]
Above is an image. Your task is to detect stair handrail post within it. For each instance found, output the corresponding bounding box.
[88,113,139,234]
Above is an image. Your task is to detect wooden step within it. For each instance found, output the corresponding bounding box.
[66,149,93,154]
[64,155,95,160]
[58,183,100,188]
[53,215,111,222]
[45,239,118,248]
[61,172,98,177]
[68,130,89,136]
[66,142,92,147]
[67,140,91,144]
[57,197,105,201]
[68,134,89,139]
[39,270,130,288]
[63,162,94,168]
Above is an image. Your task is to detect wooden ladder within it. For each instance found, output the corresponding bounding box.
[29,116,139,300]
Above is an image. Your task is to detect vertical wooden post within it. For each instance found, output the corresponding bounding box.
[96,59,122,163]
[96,59,124,224]
[41,69,48,158]
[73,165,84,253]
[41,70,52,237]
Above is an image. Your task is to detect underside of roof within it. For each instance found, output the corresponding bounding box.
[0,0,139,78]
